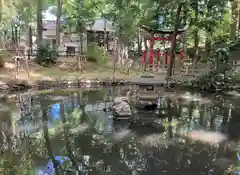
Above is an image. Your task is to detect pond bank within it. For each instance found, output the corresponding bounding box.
[1,71,239,98]
[0,74,198,99]
[0,73,198,89]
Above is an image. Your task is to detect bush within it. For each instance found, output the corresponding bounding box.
[191,70,236,91]
[86,42,108,65]
[36,44,57,66]
[0,50,4,68]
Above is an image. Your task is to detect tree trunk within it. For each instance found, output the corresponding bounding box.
[166,3,183,78]
[119,42,125,68]
[231,0,239,40]
[199,104,204,126]
[113,39,118,80]
[143,37,148,71]
[10,24,15,48]
[0,0,3,49]
[36,0,43,46]
[204,36,211,59]
[79,32,83,54]
[193,0,199,68]
[103,19,107,49]
[24,18,29,47]
[238,0,240,35]
[167,99,173,138]
[237,0,240,38]
[76,32,84,72]
[24,19,31,72]
[29,26,33,54]
[137,29,141,54]
[60,102,80,172]
[56,0,62,48]
[123,45,129,70]
[40,98,62,175]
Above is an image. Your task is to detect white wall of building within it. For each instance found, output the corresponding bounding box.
[42,18,115,52]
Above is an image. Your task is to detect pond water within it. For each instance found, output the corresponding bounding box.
[0,87,240,175]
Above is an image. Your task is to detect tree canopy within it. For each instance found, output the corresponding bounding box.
[0,0,239,75]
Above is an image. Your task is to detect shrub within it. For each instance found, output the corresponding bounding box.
[86,42,108,65]
[36,44,57,66]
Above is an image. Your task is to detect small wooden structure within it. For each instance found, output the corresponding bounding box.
[131,74,159,109]
[141,25,188,72]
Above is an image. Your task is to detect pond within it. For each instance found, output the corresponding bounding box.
[0,87,240,175]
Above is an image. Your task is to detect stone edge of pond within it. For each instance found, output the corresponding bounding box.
[0,78,139,100]
[0,77,181,99]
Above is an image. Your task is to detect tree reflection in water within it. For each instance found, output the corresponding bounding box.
[0,88,240,174]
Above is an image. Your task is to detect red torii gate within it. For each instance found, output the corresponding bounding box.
[141,25,187,69]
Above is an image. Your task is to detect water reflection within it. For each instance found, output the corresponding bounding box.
[0,87,240,174]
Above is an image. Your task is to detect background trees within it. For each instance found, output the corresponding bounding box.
[0,0,239,77]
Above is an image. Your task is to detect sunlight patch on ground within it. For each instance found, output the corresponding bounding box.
[7,71,54,81]
[4,62,15,69]
[0,73,13,78]
[29,72,54,80]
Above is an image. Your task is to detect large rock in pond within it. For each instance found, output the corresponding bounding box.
[112,97,132,119]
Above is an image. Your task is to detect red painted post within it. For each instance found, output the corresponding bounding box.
[149,38,155,65]
[142,50,147,65]
[149,51,154,65]
[180,51,184,66]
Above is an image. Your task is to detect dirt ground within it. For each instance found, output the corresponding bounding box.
[0,58,140,86]
[0,57,209,88]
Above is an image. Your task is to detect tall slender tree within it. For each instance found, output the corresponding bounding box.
[36,0,43,46]
[56,0,62,48]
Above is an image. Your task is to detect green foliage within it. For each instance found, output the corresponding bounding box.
[192,44,235,91]
[4,0,240,81]
[63,0,97,33]
[72,108,82,119]
[192,71,226,91]
[192,67,235,91]
[36,44,57,67]
[86,42,108,65]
